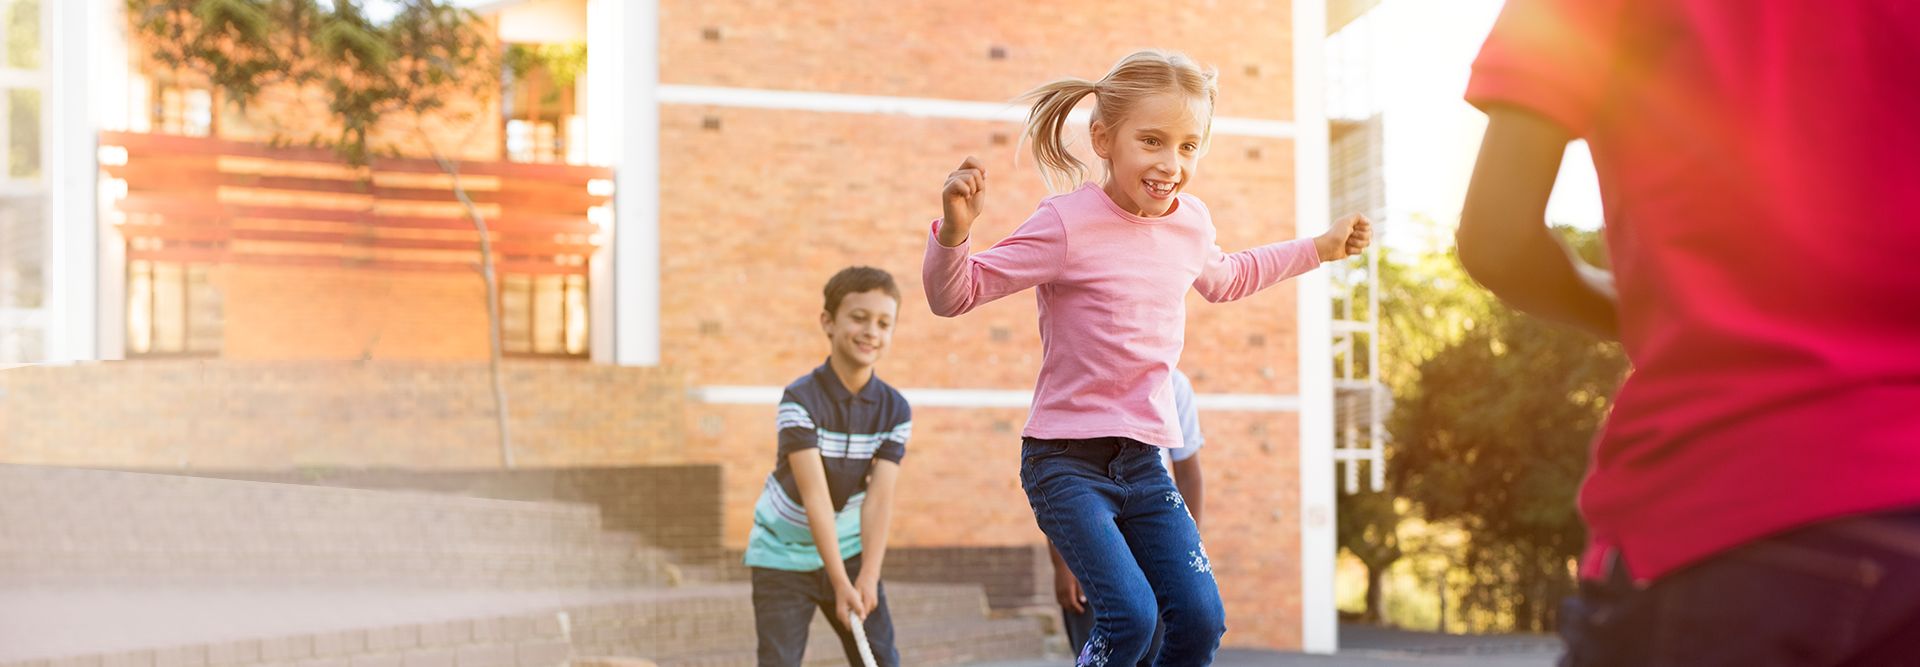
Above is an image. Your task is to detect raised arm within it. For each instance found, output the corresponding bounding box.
[1456,106,1618,339]
[1192,213,1369,303]
[922,157,1067,316]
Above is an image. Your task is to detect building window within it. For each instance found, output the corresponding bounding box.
[0,0,47,364]
[146,75,214,137]
[500,273,586,358]
[501,42,584,165]
[126,260,222,356]
[5,86,36,178]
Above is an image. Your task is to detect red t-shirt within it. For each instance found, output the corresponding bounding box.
[1467,0,1920,581]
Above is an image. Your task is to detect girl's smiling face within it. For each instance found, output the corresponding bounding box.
[1092,92,1210,217]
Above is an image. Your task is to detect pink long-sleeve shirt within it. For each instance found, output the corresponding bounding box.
[923,183,1321,448]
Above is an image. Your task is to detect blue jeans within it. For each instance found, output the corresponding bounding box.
[1021,437,1225,666]
[1560,507,1920,667]
[1063,601,1165,667]
[751,553,899,667]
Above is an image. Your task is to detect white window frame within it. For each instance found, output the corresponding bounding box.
[0,0,51,363]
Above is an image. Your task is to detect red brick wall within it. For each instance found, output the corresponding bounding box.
[660,0,1294,120]
[0,361,685,468]
[656,107,1297,388]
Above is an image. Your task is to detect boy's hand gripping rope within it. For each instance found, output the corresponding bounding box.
[848,610,879,667]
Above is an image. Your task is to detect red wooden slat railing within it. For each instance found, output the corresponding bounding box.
[100,131,611,274]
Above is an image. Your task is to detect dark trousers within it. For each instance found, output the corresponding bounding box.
[1560,507,1920,667]
[751,553,899,667]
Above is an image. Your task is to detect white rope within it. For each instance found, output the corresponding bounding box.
[848,611,878,667]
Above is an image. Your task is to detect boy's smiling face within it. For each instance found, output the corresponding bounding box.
[820,289,898,370]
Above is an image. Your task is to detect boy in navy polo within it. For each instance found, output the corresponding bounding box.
[747,267,912,667]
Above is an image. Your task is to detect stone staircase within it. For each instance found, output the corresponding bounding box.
[0,465,1049,667]
[0,465,672,589]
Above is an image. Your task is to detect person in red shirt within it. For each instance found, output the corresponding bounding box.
[1456,1,1920,664]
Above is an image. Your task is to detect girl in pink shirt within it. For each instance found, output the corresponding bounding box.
[922,50,1370,666]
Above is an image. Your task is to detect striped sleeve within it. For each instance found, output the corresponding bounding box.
[875,404,911,464]
[776,393,818,457]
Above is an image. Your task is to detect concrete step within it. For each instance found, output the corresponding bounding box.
[1,466,610,547]
[0,466,673,587]
[567,584,988,658]
[0,597,584,667]
[561,583,1042,667]
[639,617,1047,667]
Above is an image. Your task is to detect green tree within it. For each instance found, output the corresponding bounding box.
[1336,218,1497,626]
[1389,228,1626,632]
[1337,487,1403,623]
[503,41,586,133]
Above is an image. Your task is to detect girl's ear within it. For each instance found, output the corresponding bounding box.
[1090,118,1112,159]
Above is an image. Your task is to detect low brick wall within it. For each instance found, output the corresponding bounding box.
[0,360,688,469]
[167,466,726,563]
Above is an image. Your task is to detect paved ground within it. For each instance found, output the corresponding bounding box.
[1,586,1563,667]
[0,586,676,661]
[962,624,1561,667]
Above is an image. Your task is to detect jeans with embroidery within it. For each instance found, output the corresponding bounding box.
[1062,599,1165,667]
[1021,437,1225,666]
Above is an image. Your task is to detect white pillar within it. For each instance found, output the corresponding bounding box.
[1294,0,1339,654]
[587,0,660,366]
[92,0,129,360]
[43,0,97,362]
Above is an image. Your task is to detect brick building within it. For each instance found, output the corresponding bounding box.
[0,0,1352,652]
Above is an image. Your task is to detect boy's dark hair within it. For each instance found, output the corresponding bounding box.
[823,266,902,316]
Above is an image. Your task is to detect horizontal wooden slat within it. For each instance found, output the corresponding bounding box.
[106,165,371,195]
[127,248,589,275]
[370,185,608,210]
[121,195,366,223]
[118,195,598,234]
[371,214,595,235]
[368,157,614,182]
[102,131,615,182]
[105,131,341,162]
[106,165,611,211]
[118,224,596,255]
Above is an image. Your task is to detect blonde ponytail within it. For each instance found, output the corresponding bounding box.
[1016,50,1219,193]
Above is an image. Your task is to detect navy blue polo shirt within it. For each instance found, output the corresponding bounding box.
[744,361,912,571]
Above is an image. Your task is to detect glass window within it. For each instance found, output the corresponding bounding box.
[4,0,39,71]
[7,87,38,178]
[500,272,587,357]
[127,260,223,357]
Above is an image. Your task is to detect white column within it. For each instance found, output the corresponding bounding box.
[1294,0,1339,654]
[587,0,660,366]
[92,0,129,360]
[43,0,97,361]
